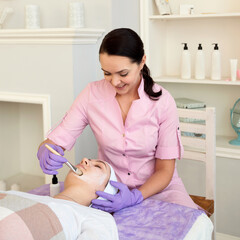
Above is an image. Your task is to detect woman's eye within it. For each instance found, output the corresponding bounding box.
[120,73,128,77]
[95,165,101,169]
[104,72,110,76]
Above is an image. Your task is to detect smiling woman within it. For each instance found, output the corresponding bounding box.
[37,28,197,214]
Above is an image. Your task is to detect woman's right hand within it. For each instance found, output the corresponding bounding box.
[37,143,67,175]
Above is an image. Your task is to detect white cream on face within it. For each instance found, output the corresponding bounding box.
[80,172,107,187]
[73,159,110,190]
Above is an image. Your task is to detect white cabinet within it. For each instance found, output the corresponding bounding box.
[140,0,240,160]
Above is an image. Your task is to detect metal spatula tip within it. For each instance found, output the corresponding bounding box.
[75,169,83,176]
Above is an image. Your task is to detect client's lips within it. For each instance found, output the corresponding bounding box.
[77,164,86,171]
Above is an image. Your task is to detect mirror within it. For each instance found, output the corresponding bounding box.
[229,98,240,145]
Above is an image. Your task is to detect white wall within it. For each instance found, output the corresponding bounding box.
[0,0,112,29]
[111,0,140,32]
[72,44,100,162]
[19,103,43,176]
[0,102,20,179]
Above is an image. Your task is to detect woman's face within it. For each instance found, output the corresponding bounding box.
[64,158,111,192]
[100,53,146,96]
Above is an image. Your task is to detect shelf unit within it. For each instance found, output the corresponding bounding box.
[216,135,240,159]
[155,78,240,158]
[155,76,240,85]
[149,12,240,20]
[140,0,240,160]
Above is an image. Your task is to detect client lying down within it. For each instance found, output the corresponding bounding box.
[0,158,119,240]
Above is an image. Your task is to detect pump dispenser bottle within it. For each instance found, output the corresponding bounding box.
[195,44,205,80]
[211,43,221,80]
[181,43,191,79]
[50,175,61,197]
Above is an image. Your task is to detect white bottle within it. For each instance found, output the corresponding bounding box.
[195,44,205,80]
[211,43,221,80]
[0,180,6,191]
[11,183,20,191]
[50,175,61,197]
[181,43,191,79]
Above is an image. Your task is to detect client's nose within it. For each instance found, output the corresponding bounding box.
[82,157,90,166]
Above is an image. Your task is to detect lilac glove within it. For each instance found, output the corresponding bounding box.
[91,181,143,212]
[37,143,67,175]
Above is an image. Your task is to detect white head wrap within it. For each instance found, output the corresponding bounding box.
[97,163,118,200]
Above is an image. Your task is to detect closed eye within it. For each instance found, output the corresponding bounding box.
[120,72,128,77]
[104,72,111,76]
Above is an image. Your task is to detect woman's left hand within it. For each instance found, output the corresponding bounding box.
[91,181,143,212]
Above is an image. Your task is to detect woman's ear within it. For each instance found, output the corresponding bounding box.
[141,55,146,69]
[142,55,146,64]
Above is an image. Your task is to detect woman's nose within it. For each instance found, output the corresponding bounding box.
[82,158,90,166]
[111,75,121,86]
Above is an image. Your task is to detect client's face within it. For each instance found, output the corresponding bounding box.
[64,158,111,192]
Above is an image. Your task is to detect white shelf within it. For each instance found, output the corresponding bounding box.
[150,12,240,20]
[216,135,240,159]
[0,28,105,44]
[154,76,240,85]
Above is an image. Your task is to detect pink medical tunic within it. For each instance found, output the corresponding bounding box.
[48,78,197,209]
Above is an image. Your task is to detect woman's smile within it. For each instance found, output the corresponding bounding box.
[116,83,127,90]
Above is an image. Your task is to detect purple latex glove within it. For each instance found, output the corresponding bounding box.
[37,143,67,175]
[91,181,143,212]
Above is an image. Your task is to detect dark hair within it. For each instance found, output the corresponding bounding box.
[99,28,162,100]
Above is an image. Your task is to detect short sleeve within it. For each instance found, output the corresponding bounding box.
[48,84,90,150]
[155,93,184,160]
